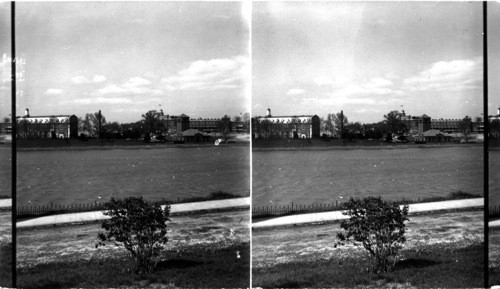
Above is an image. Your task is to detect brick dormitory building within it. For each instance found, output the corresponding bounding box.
[252,108,321,139]
[16,108,78,139]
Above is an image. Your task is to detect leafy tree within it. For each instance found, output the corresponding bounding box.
[241,112,250,132]
[1,117,10,123]
[384,110,404,134]
[491,119,500,139]
[458,116,473,142]
[218,115,231,140]
[337,196,409,273]
[142,110,165,134]
[96,197,171,274]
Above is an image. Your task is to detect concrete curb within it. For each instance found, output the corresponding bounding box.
[17,197,250,228]
[252,198,483,229]
[0,199,11,208]
[490,220,500,228]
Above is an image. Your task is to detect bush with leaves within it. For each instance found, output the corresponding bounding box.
[96,197,171,274]
[337,196,409,273]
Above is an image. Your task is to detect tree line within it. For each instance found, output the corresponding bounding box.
[77,110,250,139]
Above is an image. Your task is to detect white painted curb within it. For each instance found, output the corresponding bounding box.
[252,198,484,229]
[17,197,250,228]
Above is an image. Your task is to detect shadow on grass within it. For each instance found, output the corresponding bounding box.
[155,259,205,269]
[18,243,249,289]
[253,243,483,288]
[0,243,12,288]
[395,258,441,269]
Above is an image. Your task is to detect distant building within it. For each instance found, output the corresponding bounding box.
[189,118,220,132]
[400,112,431,134]
[422,129,453,143]
[253,108,321,139]
[16,108,78,139]
[490,106,500,121]
[162,113,190,134]
[181,129,211,142]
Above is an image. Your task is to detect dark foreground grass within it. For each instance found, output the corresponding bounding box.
[18,242,249,289]
[0,243,12,288]
[253,242,484,288]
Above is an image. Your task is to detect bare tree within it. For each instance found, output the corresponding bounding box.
[326,112,348,138]
[82,112,106,137]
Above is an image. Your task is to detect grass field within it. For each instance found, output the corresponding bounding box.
[490,227,500,287]
[17,209,249,288]
[252,138,482,150]
[253,210,484,288]
[0,211,12,288]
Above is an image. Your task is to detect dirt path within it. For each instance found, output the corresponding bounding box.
[253,210,483,269]
[17,209,249,269]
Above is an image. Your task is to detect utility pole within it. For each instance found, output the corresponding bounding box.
[98,110,102,139]
[340,110,344,140]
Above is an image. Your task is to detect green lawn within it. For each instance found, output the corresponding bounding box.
[17,209,250,288]
[253,210,484,288]
[253,243,483,288]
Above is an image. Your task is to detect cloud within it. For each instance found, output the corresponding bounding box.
[313,76,335,86]
[93,75,106,83]
[45,88,64,96]
[123,77,151,88]
[333,77,403,99]
[71,76,90,84]
[91,78,161,97]
[287,88,306,95]
[74,97,133,105]
[72,74,108,84]
[161,55,248,91]
[403,57,482,92]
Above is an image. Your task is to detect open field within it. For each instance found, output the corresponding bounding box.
[253,146,483,207]
[0,211,12,288]
[490,228,500,286]
[17,209,249,288]
[252,138,483,150]
[253,210,483,288]
[17,145,249,207]
[16,134,249,150]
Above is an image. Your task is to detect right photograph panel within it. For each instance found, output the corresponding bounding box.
[251,2,484,288]
[489,1,500,287]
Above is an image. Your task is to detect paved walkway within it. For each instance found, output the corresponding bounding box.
[17,197,250,228]
[0,199,11,208]
[252,198,483,229]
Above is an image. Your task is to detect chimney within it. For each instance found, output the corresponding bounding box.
[25,108,30,117]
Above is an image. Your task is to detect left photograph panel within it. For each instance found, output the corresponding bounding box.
[14,2,251,288]
[0,2,12,288]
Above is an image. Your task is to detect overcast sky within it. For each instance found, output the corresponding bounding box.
[489,1,500,116]
[0,2,11,121]
[1,2,249,123]
[253,2,483,123]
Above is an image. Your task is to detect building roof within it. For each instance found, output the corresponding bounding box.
[422,129,449,137]
[256,114,316,119]
[17,115,73,119]
[178,113,189,118]
[181,129,210,137]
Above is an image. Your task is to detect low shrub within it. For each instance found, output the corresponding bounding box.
[96,196,171,274]
[338,196,409,273]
